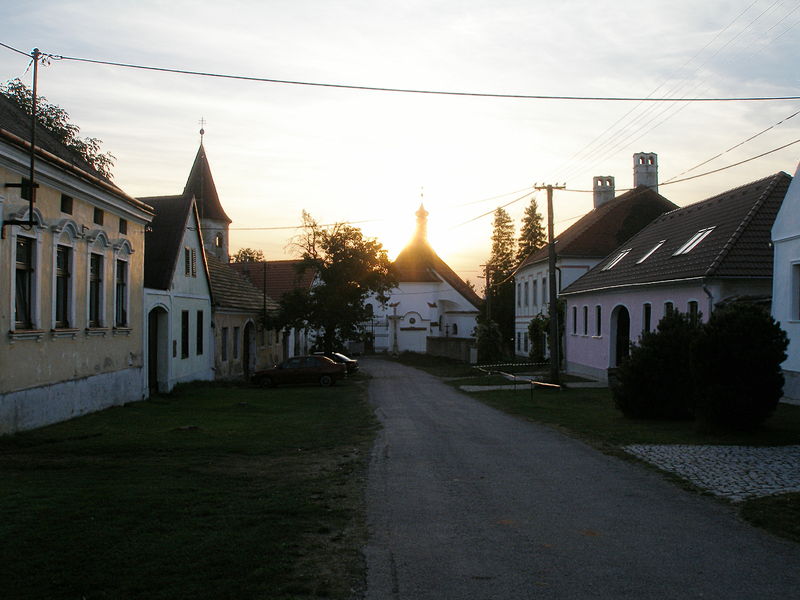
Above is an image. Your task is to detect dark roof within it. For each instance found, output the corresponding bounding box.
[142,194,194,290]
[206,254,279,313]
[561,171,791,295]
[393,239,482,309]
[229,260,317,301]
[516,186,677,271]
[184,144,231,224]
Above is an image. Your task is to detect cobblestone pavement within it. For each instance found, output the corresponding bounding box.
[624,444,800,502]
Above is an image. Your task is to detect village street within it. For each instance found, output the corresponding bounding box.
[362,359,800,599]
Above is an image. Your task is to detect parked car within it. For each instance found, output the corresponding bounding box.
[252,355,347,387]
[313,351,360,375]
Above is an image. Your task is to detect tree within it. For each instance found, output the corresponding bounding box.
[516,197,546,265]
[285,211,395,353]
[231,247,264,262]
[485,207,516,354]
[1,78,115,179]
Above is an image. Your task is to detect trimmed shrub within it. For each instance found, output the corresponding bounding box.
[692,303,788,431]
[612,310,700,419]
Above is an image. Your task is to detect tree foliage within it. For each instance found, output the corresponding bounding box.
[1,79,115,179]
[283,211,395,352]
[485,207,516,354]
[231,247,264,263]
[517,197,546,265]
[476,320,504,363]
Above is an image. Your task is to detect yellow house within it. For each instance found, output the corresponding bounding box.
[0,94,153,433]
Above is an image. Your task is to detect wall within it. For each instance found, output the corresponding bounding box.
[427,336,474,363]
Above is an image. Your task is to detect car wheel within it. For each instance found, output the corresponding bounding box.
[319,374,333,387]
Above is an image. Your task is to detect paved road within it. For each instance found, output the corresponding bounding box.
[362,359,800,599]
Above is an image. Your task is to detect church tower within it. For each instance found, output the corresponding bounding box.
[185,136,232,262]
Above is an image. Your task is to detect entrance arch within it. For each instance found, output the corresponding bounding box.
[147,306,169,394]
[610,305,631,367]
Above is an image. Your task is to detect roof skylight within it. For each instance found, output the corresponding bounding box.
[602,248,631,270]
[673,227,715,255]
[637,240,665,264]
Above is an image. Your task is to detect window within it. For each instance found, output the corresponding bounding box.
[595,305,602,337]
[532,280,538,305]
[60,194,73,214]
[15,236,34,329]
[583,306,588,336]
[572,306,577,334]
[55,245,71,328]
[674,227,715,255]
[452,323,458,335]
[184,248,197,277]
[89,254,103,327]
[18,177,36,201]
[93,207,104,226]
[602,248,631,270]
[643,303,652,333]
[233,327,240,359]
[688,300,699,324]
[221,327,229,361]
[543,277,548,301]
[196,311,204,355]
[115,260,128,327]
[517,283,522,307]
[637,240,665,264]
[181,311,189,359]
[523,331,529,353]
[365,303,374,317]
[517,332,521,351]
[524,281,529,306]
[664,301,674,316]
[215,233,224,248]
[119,218,127,235]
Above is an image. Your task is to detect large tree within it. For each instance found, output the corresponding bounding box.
[484,207,516,354]
[516,197,546,265]
[0,78,115,179]
[231,247,264,263]
[284,211,395,353]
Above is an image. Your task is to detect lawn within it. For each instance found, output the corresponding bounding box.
[0,378,378,600]
[453,381,800,543]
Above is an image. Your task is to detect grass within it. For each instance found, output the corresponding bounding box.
[453,381,800,543]
[0,378,378,600]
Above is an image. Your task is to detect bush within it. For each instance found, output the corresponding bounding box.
[612,310,700,419]
[692,303,788,431]
[476,320,504,363]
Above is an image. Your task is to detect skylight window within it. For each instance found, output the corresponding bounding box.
[637,240,665,264]
[602,248,631,270]
[674,227,715,255]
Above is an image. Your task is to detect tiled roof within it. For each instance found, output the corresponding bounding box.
[141,194,193,290]
[206,254,279,313]
[229,259,317,302]
[393,239,483,309]
[184,144,231,224]
[516,186,677,271]
[561,171,791,295]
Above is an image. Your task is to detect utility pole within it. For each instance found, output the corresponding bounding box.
[534,183,565,385]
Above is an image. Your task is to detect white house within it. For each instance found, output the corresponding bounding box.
[771,161,800,402]
[514,153,676,357]
[367,205,481,361]
[141,194,214,394]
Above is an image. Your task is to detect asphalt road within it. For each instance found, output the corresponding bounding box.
[361,358,800,600]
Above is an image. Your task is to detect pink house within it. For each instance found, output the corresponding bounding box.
[561,171,792,382]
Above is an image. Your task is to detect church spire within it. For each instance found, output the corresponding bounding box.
[415,203,429,242]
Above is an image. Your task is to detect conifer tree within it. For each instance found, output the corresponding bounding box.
[485,207,516,354]
[516,196,546,264]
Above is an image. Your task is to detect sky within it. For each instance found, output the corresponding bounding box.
[2,1,799,289]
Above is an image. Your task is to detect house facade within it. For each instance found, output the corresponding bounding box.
[561,171,791,382]
[367,205,481,361]
[514,153,676,357]
[141,194,214,394]
[0,94,153,433]
[771,162,800,402]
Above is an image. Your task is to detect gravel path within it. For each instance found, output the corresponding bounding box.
[362,358,800,600]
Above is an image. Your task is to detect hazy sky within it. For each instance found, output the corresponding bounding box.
[2,1,799,286]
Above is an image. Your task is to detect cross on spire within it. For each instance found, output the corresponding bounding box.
[198,117,206,144]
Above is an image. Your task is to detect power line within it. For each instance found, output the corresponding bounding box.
[2,43,797,102]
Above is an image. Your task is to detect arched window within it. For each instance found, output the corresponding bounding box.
[215,232,224,248]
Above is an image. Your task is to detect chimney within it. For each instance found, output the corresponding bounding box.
[593,176,615,208]
[633,152,658,192]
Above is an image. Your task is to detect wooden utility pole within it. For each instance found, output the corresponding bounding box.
[534,183,565,384]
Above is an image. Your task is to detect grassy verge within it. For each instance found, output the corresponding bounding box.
[0,378,378,600]
[454,382,800,543]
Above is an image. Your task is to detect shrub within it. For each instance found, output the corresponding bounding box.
[611,310,700,419]
[476,320,504,363]
[692,303,788,431]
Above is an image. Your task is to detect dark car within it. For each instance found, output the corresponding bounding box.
[314,351,359,375]
[252,355,347,387]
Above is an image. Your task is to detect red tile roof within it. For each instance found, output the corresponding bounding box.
[229,260,317,302]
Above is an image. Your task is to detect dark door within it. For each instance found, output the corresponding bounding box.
[148,309,159,394]
[615,307,630,366]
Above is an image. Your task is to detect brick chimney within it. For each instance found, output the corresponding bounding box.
[633,152,658,192]
[593,176,615,208]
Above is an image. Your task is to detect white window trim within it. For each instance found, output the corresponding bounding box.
[637,240,665,264]
[603,248,631,270]
[8,208,45,333]
[86,231,111,329]
[674,227,715,255]
[51,220,80,331]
